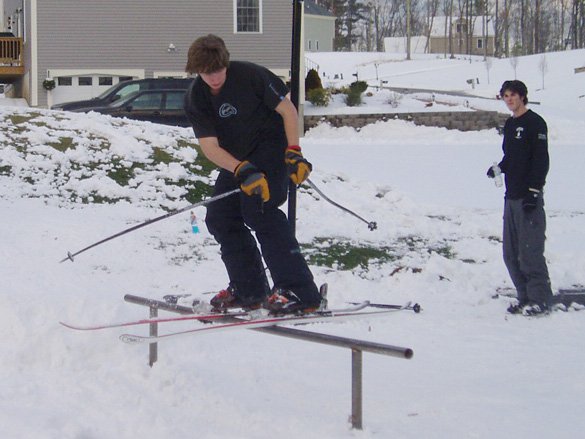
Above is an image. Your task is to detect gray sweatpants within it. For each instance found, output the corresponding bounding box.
[502,197,552,306]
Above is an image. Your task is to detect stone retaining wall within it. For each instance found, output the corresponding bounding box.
[304,110,509,132]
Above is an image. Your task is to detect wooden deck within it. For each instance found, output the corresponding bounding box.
[0,37,24,78]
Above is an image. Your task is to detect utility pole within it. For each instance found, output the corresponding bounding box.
[288,0,303,234]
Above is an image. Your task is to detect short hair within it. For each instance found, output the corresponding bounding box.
[500,80,528,105]
[185,34,230,74]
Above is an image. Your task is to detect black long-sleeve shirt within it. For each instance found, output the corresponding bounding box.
[499,109,550,200]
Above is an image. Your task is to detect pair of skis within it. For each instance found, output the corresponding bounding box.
[60,300,420,345]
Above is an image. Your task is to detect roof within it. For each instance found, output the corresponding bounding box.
[429,16,494,37]
[304,0,334,17]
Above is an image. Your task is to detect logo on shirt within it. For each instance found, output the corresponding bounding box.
[219,103,237,118]
[269,83,285,101]
[538,133,547,140]
[515,127,524,139]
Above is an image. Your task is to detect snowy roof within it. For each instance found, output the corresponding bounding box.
[429,16,494,38]
[304,0,334,18]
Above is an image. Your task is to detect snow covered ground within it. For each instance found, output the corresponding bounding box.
[1,49,584,438]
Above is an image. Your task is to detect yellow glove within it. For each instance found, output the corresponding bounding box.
[234,161,270,202]
[285,145,312,185]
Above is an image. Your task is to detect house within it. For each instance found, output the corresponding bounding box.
[1,0,296,108]
[304,0,335,52]
[428,15,495,56]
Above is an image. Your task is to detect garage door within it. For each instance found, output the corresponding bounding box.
[51,75,135,106]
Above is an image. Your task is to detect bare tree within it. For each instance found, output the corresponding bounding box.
[440,0,455,58]
[423,0,440,54]
[324,0,577,56]
[535,0,542,53]
[373,0,403,42]
[494,0,500,56]
[559,0,570,49]
[571,0,585,48]
[503,0,510,56]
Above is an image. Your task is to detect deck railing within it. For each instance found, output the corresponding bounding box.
[0,37,23,66]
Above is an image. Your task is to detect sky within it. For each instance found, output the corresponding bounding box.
[0,49,584,439]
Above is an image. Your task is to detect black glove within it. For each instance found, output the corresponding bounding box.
[234,161,270,202]
[486,166,496,178]
[522,189,540,211]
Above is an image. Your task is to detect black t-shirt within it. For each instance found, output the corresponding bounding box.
[184,61,289,160]
[499,109,549,199]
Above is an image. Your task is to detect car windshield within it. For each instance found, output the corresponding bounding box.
[95,84,120,99]
[96,82,140,100]
[110,91,141,107]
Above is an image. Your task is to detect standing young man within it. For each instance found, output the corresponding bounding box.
[487,80,553,315]
[183,34,322,314]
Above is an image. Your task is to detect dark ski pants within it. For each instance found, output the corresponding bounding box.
[502,197,552,306]
[205,145,320,304]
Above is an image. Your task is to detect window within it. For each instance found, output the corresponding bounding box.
[165,91,186,110]
[130,92,162,110]
[78,77,92,86]
[99,77,113,86]
[308,40,312,51]
[57,77,72,86]
[316,41,320,51]
[477,39,484,49]
[119,76,133,83]
[456,23,467,34]
[236,0,261,33]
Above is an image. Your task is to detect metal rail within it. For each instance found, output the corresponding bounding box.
[124,294,413,429]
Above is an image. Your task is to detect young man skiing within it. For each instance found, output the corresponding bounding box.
[183,34,322,314]
[487,80,553,316]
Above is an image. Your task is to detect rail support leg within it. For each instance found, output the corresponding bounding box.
[351,348,363,430]
[149,306,158,367]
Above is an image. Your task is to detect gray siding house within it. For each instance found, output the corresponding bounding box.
[2,0,295,107]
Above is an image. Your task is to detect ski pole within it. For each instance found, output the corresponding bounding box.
[306,178,377,231]
[60,188,241,263]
